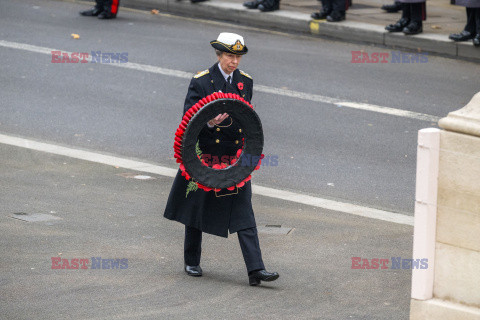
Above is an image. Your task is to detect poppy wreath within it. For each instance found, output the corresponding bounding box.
[174,92,264,192]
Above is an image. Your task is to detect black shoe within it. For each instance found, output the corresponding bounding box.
[248,270,279,286]
[385,18,409,32]
[474,34,480,47]
[326,11,345,22]
[403,21,422,35]
[311,10,331,20]
[185,265,202,277]
[258,1,279,12]
[449,30,474,42]
[97,11,116,19]
[243,0,262,9]
[381,3,402,13]
[80,7,102,16]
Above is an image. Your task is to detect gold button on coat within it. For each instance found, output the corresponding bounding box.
[216,139,220,143]
[216,128,220,132]
[239,129,242,133]
[235,140,239,144]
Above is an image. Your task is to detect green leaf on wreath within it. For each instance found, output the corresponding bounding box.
[195,140,202,157]
[185,180,198,198]
[185,141,202,198]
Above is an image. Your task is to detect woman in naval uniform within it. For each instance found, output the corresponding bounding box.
[164,32,279,286]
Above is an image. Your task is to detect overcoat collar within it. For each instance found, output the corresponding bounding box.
[231,68,242,92]
[209,63,241,95]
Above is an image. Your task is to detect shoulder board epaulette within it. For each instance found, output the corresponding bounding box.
[194,69,209,79]
[239,70,252,80]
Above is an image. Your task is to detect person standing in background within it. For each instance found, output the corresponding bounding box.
[385,0,426,35]
[310,0,349,22]
[243,0,280,12]
[449,0,480,46]
[381,1,402,13]
[80,0,120,19]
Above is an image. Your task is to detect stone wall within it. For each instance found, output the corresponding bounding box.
[410,92,480,319]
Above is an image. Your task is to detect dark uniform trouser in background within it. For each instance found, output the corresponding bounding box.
[464,8,480,34]
[94,0,120,15]
[320,0,346,14]
[260,0,280,9]
[401,3,426,22]
[184,226,266,273]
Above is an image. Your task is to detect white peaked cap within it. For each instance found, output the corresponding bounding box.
[210,32,248,54]
[216,32,245,46]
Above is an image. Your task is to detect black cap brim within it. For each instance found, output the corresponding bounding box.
[210,41,248,55]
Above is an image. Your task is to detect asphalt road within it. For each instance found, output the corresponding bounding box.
[1,0,479,214]
[0,143,413,320]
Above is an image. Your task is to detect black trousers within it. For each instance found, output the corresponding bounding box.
[464,8,480,34]
[320,0,347,13]
[401,3,426,23]
[94,0,120,15]
[184,225,265,273]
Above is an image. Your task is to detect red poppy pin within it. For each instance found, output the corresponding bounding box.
[237,82,244,90]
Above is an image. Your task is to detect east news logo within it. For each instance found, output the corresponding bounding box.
[351,257,428,269]
[351,51,428,63]
[51,51,128,64]
[51,257,128,269]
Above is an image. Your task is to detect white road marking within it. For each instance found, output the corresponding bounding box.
[252,185,413,225]
[255,85,439,122]
[0,133,414,226]
[0,39,439,123]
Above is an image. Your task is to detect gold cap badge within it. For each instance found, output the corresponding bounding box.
[233,40,244,52]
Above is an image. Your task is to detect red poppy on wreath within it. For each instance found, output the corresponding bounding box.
[173,92,258,193]
[237,82,244,90]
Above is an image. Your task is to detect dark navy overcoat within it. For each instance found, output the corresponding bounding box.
[452,0,480,7]
[164,63,257,238]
